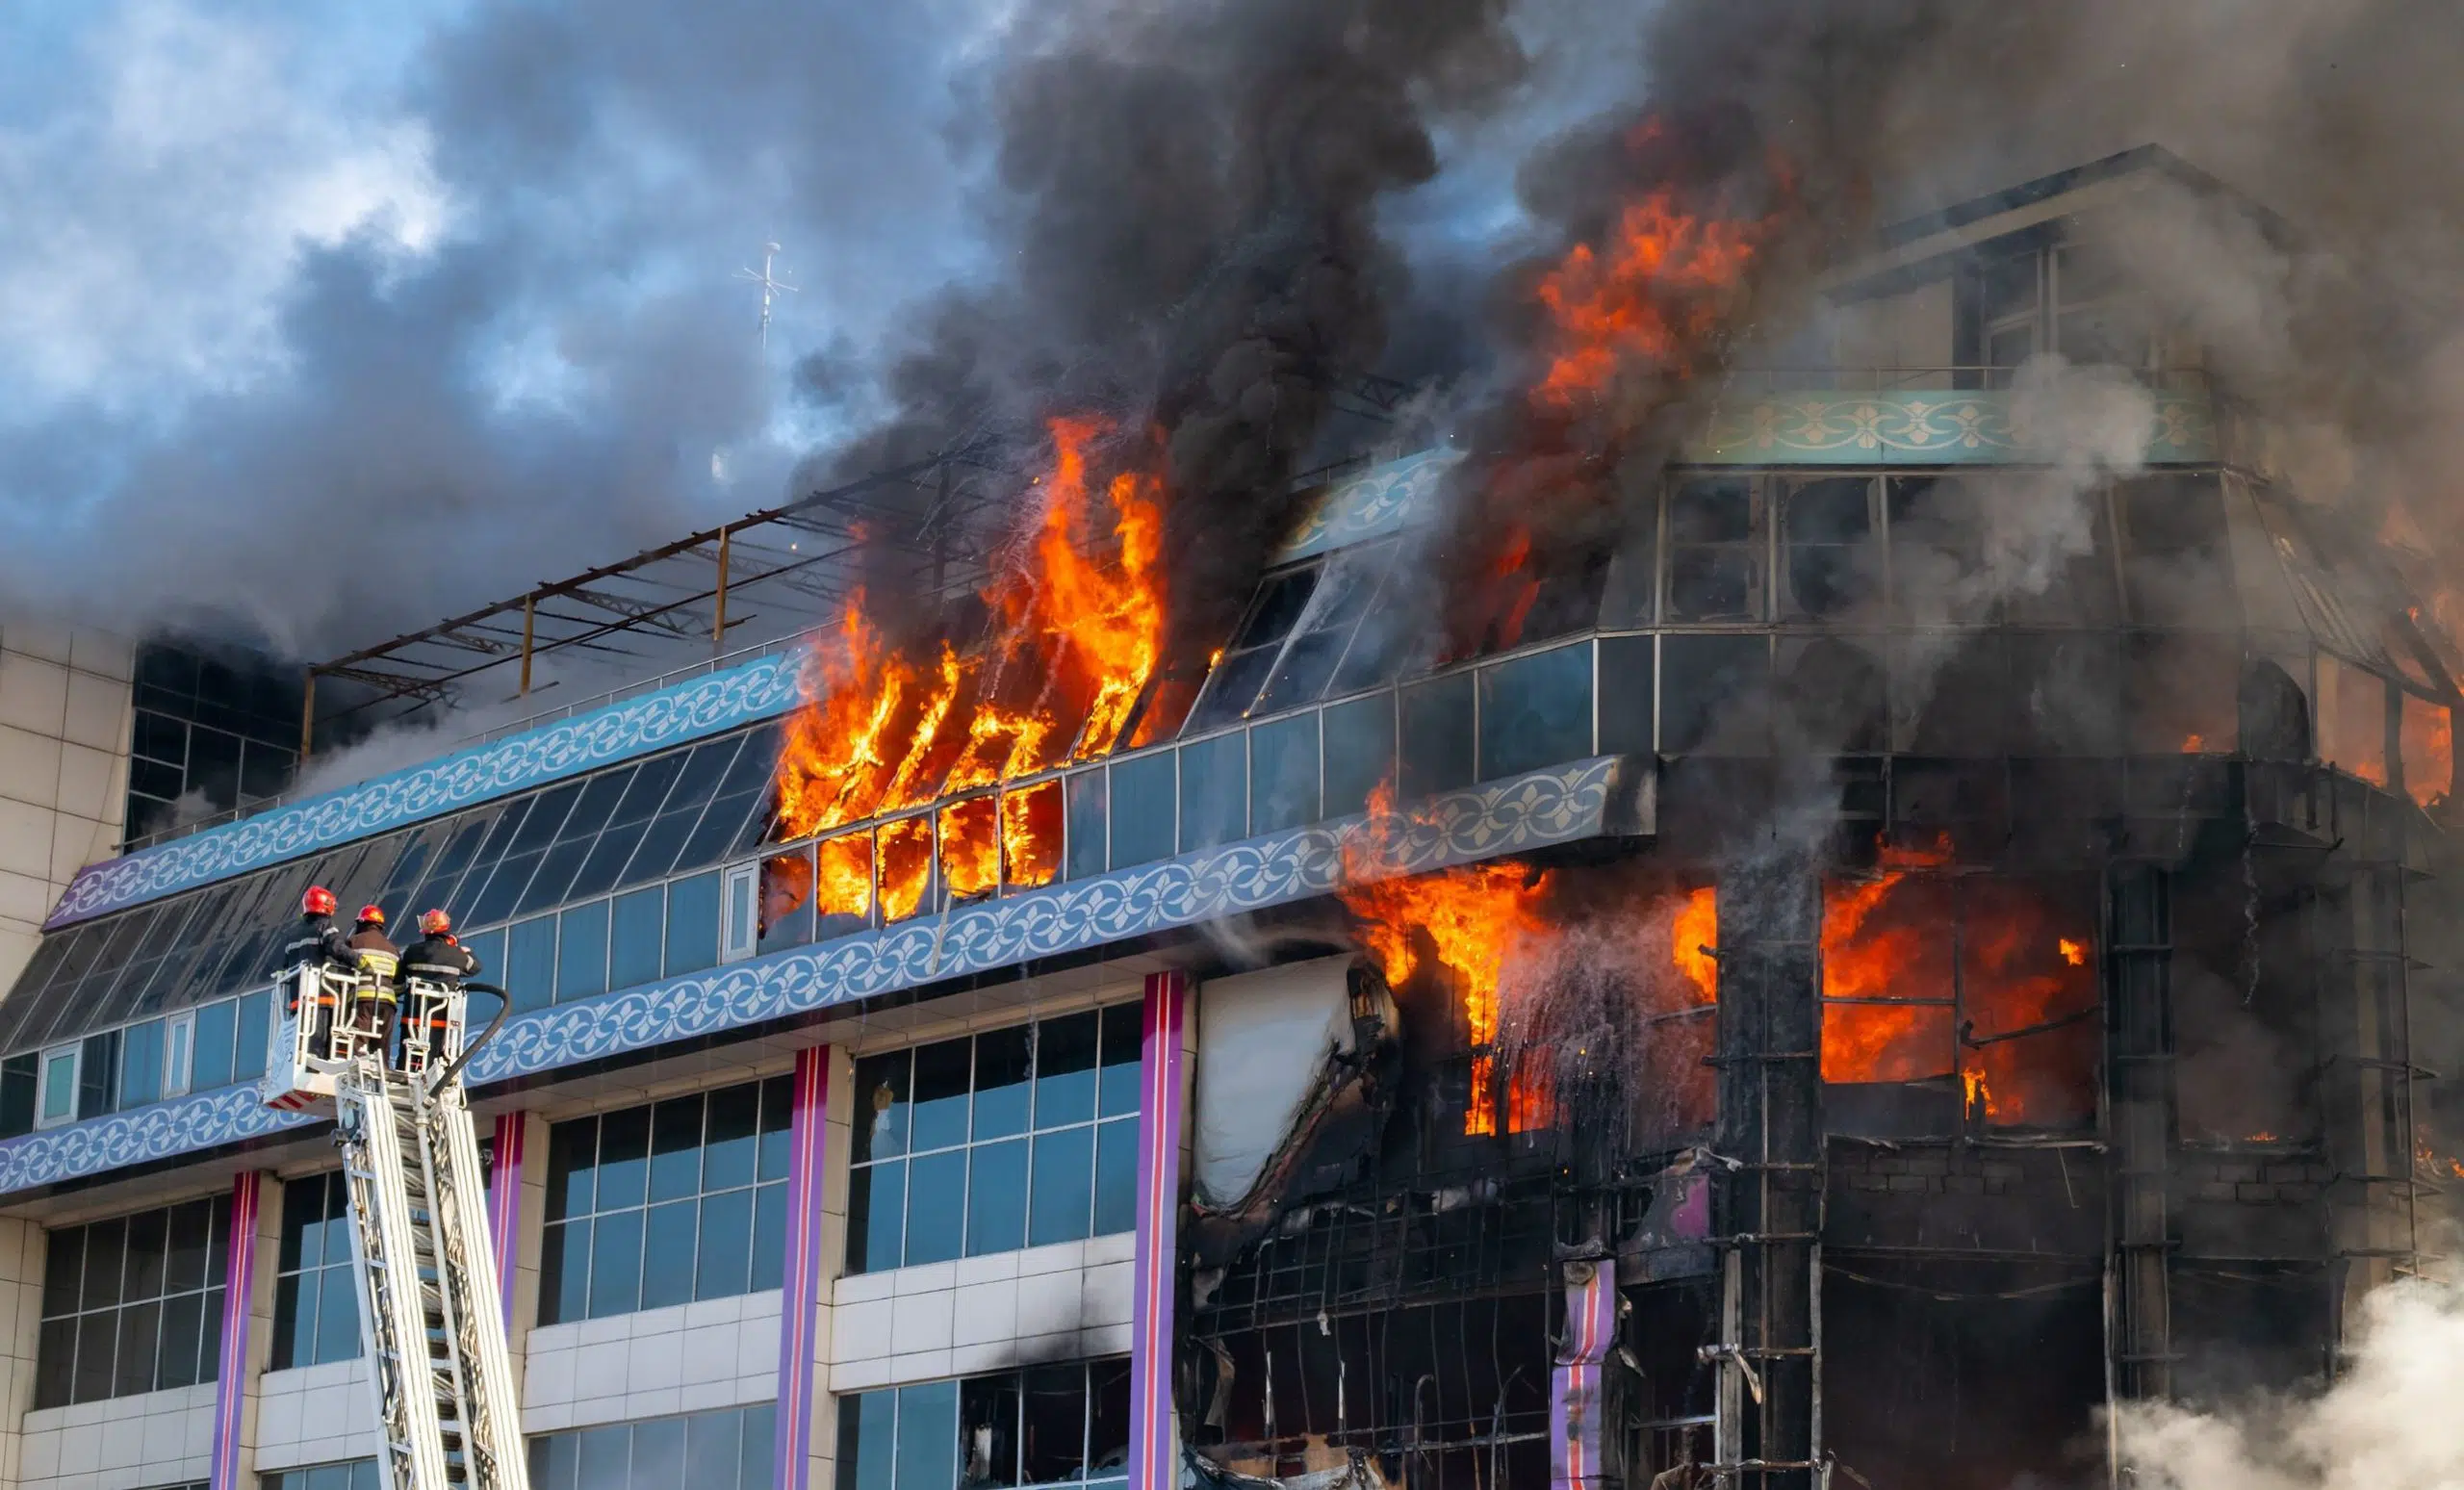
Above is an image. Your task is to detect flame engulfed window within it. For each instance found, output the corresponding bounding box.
[1821,842,2097,1129]
[2400,692,2451,809]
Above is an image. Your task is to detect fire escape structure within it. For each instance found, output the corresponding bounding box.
[268,966,528,1490]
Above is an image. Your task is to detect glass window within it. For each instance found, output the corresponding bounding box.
[507,917,557,1015]
[261,1460,381,1490]
[839,1360,1131,1490]
[118,1019,164,1109]
[38,1046,77,1127]
[0,1052,37,1139]
[1666,476,1763,622]
[235,990,270,1083]
[1064,771,1107,882]
[1176,732,1246,853]
[1659,635,1771,756]
[556,901,610,1003]
[540,1076,793,1324]
[610,887,665,990]
[1186,568,1321,732]
[271,1173,358,1370]
[1399,674,1475,798]
[35,1195,230,1406]
[664,873,720,976]
[1253,543,1399,716]
[2319,655,2391,789]
[191,1000,238,1092]
[1106,754,1175,869]
[1595,634,1656,758]
[1248,712,1320,835]
[846,1006,1142,1275]
[1477,642,1594,780]
[2402,693,2451,810]
[527,1402,774,1490]
[1321,694,1395,820]
[1781,476,1878,619]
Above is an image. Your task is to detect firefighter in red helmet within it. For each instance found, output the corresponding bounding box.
[344,905,402,1060]
[400,910,480,1070]
[281,886,359,1052]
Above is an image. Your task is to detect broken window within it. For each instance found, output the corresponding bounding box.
[1253,542,1397,715]
[840,1360,1131,1490]
[1779,635,1888,753]
[2125,631,2239,755]
[2400,692,2451,809]
[2317,653,2391,786]
[1660,634,1771,755]
[1665,477,1764,622]
[2174,874,2318,1147]
[1188,566,1322,732]
[1781,475,1880,619]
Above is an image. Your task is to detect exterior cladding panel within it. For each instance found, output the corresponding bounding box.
[0,756,1637,1198]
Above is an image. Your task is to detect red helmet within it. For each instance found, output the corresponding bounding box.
[357,905,386,927]
[419,909,451,936]
[302,886,337,917]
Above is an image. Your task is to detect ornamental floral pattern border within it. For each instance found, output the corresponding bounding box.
[1686,389,2217,465]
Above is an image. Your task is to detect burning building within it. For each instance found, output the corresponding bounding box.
[0,142,2450,1490]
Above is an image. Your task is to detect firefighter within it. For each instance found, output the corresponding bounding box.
[281,886,357,1054]
[344,906,402,1059]
[400,910,479,1070]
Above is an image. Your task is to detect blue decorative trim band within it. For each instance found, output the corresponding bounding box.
[1277,448,1459,563]
[46,652,806,930]
[0,756,1640,1197]
[1682,389,2218,465]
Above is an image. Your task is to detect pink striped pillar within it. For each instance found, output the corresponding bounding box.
[1129,969,1191,1490]
[487,1111,528,1327]
[773,1046,834,1489]
[1551,1257,1618,1490]
[208,1170,265,1490]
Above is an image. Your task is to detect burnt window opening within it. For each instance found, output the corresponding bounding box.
[2317,653,2392,788]
[2173,873,2319,1148]
[2008,632,2125,757]
[1666,477,1763,623]
[2118,473,2237,629]
[1780,636,1888,754]
[2238,657,2313,762]
[1660,634,1773,756]
[1781,476,1882,619]
[2127,630,2240,756]
[1821,870,2100,1138]
[2400,690,2452,808]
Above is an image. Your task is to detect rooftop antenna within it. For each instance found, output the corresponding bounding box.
[733,241,797,347]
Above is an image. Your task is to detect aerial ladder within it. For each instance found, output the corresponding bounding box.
[267,955,528,1490]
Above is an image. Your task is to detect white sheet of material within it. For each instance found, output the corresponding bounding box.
[1192,955,1361,1210]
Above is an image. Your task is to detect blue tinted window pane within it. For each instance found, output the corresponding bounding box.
[649,1096,704,1202]
[1108,753,1176,868]
[904,1150,965,1267]
[664,874,720,976]
[972,1027,1030,1141]
[234,989,270,1081]
[191,999,236,1091]
[694,1187,754,1300]
[1248,712,1320,835]
[466,851,541,927]
[677,793,761,874]
[850,1051,911,1164]
[585,1208,644,1318]
[507,918,556,1015]
[1098,1003,1142,1118]
[841,1391,897,1490]
[848,1161,903,1275]
[640,1199,697,1311]
[685,1404,743,1489]
[758,1074,793,1180]
[596,1106,651,1211]
[750,1182,784,1292]
[313,1261,358,1363]
[578,1424,629,1490]
[1028,1127,1094,1247]
[516,838,594,916]
[634,1418,687,1489]
[1034,1012,1098,1129]
[563,833,638,906]
[511,784,583,854]
[559,771,630,843]
[541,1220,588,1326]
[458,929,504,987]
[555,901,610,1003]
[1064,769,1107,881]
[964,1139,1027,1256]
[609,751,688,829]
[910,1040,970,1153]
[1399,673,1476,798]
[618,809,703,889]
[1477,642,1593,779]
[119,1019,163,1108]
[1177,732,1246,852]
[1321,694,1396,820]
[609,888,664,989]
[737,1404,776,1490]
[1094,1118,1139,1235]
[895,1380,959,1490]
[703,1081,759,1191]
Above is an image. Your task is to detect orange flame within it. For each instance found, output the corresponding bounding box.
[1001,781,1063,890]
[1530,177,1768,411]
[878,816,934,922]
[1821,839,2096,1126]
[1674,885,1718,1005]
[2401,693,2451,809]
[772,417,1166,880]
[939,797,999,903]
[815,832,874,920]
[2181,733,2206,754]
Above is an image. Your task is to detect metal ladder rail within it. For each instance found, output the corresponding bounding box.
[421,1076,528,1488]
[391,1084,478,1490]
[339,1075,458,1490]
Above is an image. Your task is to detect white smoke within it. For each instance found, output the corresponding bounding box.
[2114,1278,2464,1490]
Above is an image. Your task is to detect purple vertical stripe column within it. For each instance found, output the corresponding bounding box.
[208,1170,263,1490]
[773,1046,834,1490]
[1550,1257,1617,1490]
[1129,969,1190,1490]
[488,1112,527,1327]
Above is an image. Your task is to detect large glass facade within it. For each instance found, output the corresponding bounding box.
[35,1195,231,1407]
[539,1076,792,1324]
[837,1360,1131,1490]
[526,1402,775,1490]
[846,1009,1141,1275]
[272,1173,362,1370]
[260,1461,377,1490]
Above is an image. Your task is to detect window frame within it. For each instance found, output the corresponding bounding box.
[36,1043,79,1129]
